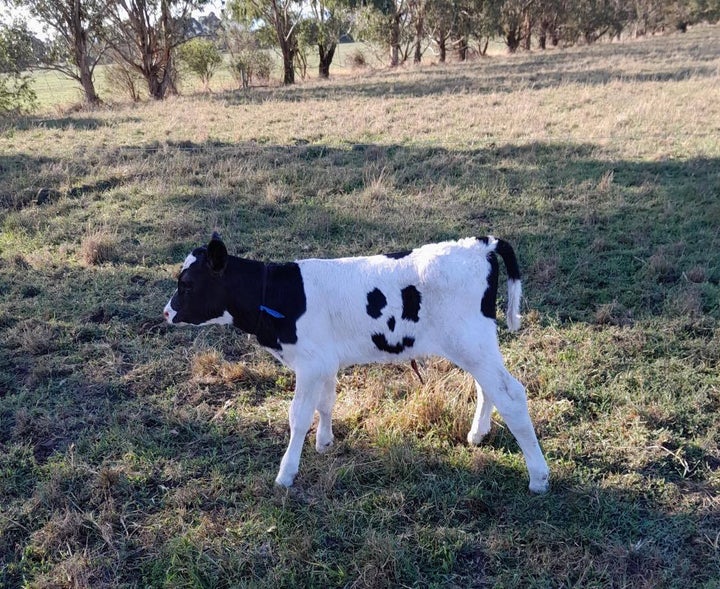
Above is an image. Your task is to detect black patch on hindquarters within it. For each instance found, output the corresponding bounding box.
[385,250,411,260]
[401,285,422,322]
[366,288,387,319]
[387,316,396,332]
[481,253,499,321]
[372,333,415,354]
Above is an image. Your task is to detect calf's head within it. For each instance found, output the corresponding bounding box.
[163,233,233,326]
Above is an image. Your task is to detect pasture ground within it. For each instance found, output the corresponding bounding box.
[1,26,719,588]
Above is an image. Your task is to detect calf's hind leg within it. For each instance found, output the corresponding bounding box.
[468,381,494,446]
[454,341,549,493]
[315,375,337,453]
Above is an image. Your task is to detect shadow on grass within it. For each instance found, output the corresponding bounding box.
[6,116,143,132]
[1,134,719,586]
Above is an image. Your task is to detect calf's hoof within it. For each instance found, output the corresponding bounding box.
[467,431,489,446]
[275,471,296,488]
[315,438,334,454]
[529,473,550,494]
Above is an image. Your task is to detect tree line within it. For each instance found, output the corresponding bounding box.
[1,0,718,112]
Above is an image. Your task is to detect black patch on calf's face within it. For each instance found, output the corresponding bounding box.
[401,285,421,322]
[366,288,387,319]
[387,316,396,332]
[170,253,229,325]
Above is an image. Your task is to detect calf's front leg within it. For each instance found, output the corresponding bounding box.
[275,368,333,487]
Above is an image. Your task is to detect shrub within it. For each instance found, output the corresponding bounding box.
[177,38,223,92]
[104,60,146,102]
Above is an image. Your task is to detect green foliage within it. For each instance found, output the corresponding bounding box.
[0,22,38,114]
[225,26,274,89]
[177,38,223,91]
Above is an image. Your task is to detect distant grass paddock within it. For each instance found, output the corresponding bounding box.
[1,26,719,588]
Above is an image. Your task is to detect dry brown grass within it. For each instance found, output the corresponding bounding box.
[1,26,719,589]
[79,227,120,266]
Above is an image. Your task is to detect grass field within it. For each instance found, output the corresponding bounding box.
[1,26,720,588]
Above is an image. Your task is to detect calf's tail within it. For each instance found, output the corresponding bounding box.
[493,238,522,332]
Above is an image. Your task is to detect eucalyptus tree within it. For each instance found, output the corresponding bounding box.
[5,0,108,104]
[304,0,353,78]
[499,0,532,52]
[105,0,208,99]
[229,0,303,84]
[354,0,413,66]
[425,0,455,62]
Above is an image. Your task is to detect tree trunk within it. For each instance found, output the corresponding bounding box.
[478,37,489,56]
[438,37,446,63]
[457,35,468,61]
[274,8,296,84]
[413,13,423,64]
[318,42,336,79]
[72,0,100,105]
[522,11,532,50]
[281,41,295,84]
[390,14,401,66]
[506,30,521,53]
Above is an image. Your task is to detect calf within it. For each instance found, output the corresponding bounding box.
[164,233,549,493]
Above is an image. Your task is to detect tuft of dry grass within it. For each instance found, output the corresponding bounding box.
[79,227,120,266]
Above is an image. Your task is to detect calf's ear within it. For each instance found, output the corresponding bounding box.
[207,234,228,274]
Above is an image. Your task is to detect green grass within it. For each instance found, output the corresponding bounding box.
[1,25,720,588]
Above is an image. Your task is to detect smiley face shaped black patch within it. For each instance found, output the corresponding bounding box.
[365,285,422,354]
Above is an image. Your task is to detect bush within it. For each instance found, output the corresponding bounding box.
[177,38,223,92]
[0,23,37,115]
[230,50,273,89]
[104,60,146,102]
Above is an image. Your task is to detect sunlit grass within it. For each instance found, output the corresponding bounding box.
[1,25,719,588]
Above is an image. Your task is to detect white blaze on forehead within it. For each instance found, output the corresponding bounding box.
[181,253,197,272]
[163,300,177,323]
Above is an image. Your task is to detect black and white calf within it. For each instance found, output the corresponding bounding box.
[164,233,549,493]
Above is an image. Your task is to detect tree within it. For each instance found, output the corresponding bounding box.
[535,0,566,48]
[425,0,455,62]
[0,21,37,114]
[305,0,352,78]
[106,0,207,99]
[354,0,413,67]
[229,0,302,84]
[224,23,273,89]
[499,0,533,52]
[6,0,107,105]
[177,37,222,91]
